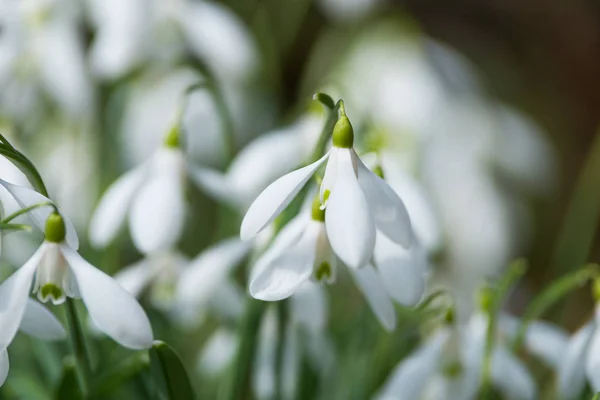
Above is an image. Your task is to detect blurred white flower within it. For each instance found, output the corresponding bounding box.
[0,211,153,350]
[376,312,567,400]
[191,114,322,211]
[0,0,92,121]
[557,306,600,398]
[87,0,258,83]
[241,115,411,269]
[90,139,196,254]
[0,299,66,387]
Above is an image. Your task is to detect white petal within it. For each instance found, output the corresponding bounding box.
[176,239,250,309]
[187,166,233,206]
[89,165,147,248]
[0,349,8,387]
[350,265,396,331]
[491,345,536,400]
[290,281,327,334]
[113,259,153,298]
[240,152,329,241]
[249,221,321,301]
[129,151,186,254]
[253,307,277,399]
[198,328,238,377]
[558,322,595,399]
[587,330,600,392]
[357,155,411,247]
[523,320,569,368]
[374,233,426,306]
[375,329,449,400]
[0,179,79,250]
[62,246,153,349]
[19,299,66,341]
[319,147,338,205]
[325,149,375,268]
[0,245,44,349]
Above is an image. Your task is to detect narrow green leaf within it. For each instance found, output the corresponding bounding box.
[312,92,335,110]
[150,341,195,400]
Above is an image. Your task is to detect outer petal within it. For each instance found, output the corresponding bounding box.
[0,245,44,349]
[187,166,232,206]
[89,165,147,248]
[375,329,449,400]
[0,179,79,250]
[290,282,327,334]
[62,246,153,349]
[0,349,8,387]
[350,265,396,331]
[374,233,426,306]
[356,155,411,248]
[198,328,238,377]
[492,345,537,400]
[176,239,250,309]
[557,322,595,399]
[19,299,66,341]
[249,222,320,301]
[587,328,600,392]
[129,150,186,254]
[240,152,329,241]
[113,259,153,298]
[325,149,375,268]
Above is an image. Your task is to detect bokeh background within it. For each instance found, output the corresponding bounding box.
[1,0,600,399]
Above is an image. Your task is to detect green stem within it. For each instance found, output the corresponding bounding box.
[0,202,54,223]
[0,223,30,232]
[0,146,49,197]
[592,393,600,400]
[65,299,92,399]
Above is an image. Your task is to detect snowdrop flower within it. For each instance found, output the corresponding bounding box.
[249,193,423,331]
[376,309,567,400]
[557,291,600,399]
[191,113,322,211]
[241,110,411,269]
[0,211,153,350]
[0,299,66,387]
[90,125,199,254]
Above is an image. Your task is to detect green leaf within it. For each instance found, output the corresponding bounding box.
[312,92,335,110]
[93,352,150,396]
[149,341,195,400]
[54,358,83,400]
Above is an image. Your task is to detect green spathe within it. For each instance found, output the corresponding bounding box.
[332,116,354,148]
[45,212,66,243]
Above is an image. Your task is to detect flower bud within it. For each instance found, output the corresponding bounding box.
[332,116,354,148]
[45,212,66,243]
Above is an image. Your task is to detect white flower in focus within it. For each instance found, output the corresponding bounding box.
[0,211,153,350]
[241,113,411,269]
[376,311,567,400]
[0,299,66,387]
[90,129,200,254]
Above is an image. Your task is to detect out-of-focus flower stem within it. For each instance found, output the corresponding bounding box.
[274,300,289,399]
[65,298,93,398]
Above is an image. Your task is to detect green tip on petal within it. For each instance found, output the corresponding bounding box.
[315,261,332,282]
[164,125,181,148]
[45,212,66,243]
[311,196,325,222]
[477,284,495,314]
[373,165,385,179]
[332,116,354,148]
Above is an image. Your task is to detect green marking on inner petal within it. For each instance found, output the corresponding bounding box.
[323,190,331,204]
[311,196,325,222]
[164,125,181,148]
[444,306,456,325]
[40,283,63,302]
[315,261,332,282]
[442,360,463,378]
[372,165,385,179]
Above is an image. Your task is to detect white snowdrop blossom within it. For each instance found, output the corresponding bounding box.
[376,311,567,400]
[0,299,66,387]
[0,211,153,350]
[240,112,412,269]
[90,127,200,254]
[557,303,600,399]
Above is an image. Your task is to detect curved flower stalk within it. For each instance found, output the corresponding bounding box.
[375,310,567,400]
[0,211,153,350]
[191,114,323,211]
[87,0,258,83]
[90,124,207,254]
[0,299,66,387]
[0,0,92,122]
[198,283,334,400]
[241,108,412,270]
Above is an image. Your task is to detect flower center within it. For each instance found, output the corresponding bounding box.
[314,261,332,282]
[33,245,74,305]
